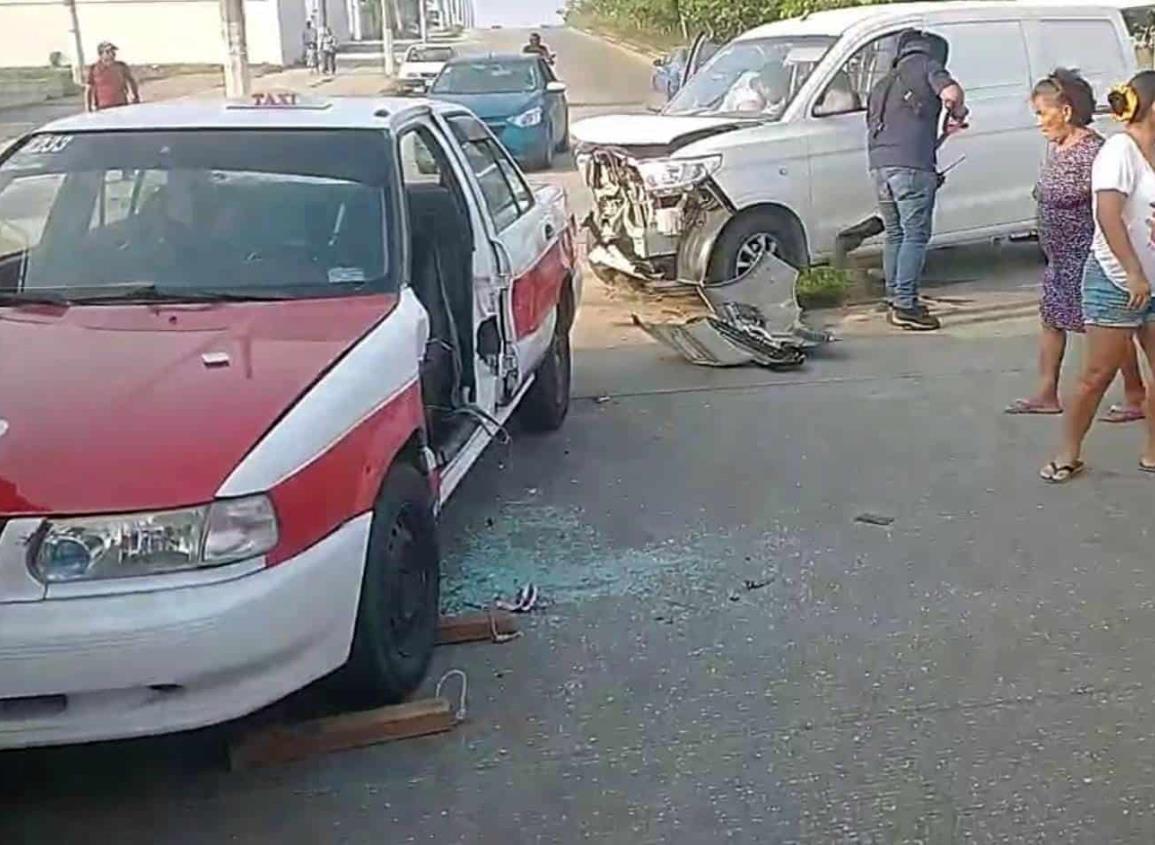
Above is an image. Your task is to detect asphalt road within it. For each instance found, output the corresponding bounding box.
[6,27,1155,844]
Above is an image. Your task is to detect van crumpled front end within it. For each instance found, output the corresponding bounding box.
[578,146,732,288]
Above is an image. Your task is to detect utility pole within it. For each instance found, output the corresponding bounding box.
[418,0,427,42]
[219,0,251,97]
[318,0,328,29]
[63,0,86,87]
[378,0,395,76]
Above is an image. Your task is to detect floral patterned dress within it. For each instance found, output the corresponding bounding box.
[1036,132,1104,332]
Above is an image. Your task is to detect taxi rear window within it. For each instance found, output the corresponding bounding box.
[0,129,396,300]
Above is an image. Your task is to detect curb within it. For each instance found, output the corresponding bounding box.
[572,26,665,61]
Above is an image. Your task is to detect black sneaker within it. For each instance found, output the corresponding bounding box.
[888,306,941,331]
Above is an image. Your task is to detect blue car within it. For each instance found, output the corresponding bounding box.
[651,47,688,100]
[429,54,569,170]
[650,35,720,102]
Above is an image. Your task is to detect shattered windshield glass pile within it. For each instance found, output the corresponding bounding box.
[0,129,393,304]
[664,35,837,118]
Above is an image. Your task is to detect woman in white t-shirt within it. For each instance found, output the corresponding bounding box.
[1043,70,1155,482]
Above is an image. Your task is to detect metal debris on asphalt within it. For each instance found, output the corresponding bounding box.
[854,512,896,526]
[743,577,774,591]
[632,251,834,370]
[495,583,539,613]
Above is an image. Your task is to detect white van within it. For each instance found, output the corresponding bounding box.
[572,1,1139,287]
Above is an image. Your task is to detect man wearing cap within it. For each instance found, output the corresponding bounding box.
[86,42,140,112]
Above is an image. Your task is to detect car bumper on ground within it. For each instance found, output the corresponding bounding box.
[0,514,371,750]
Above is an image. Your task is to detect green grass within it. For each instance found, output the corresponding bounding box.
[797,266,852,310]
[565,10,686,54]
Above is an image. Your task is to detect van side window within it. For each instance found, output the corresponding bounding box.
[931,21,1029,94]
[1036,19,1127,108]
[813,32,902,117]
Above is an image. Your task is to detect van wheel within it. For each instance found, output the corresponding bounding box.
[519,321,572,432]
[707,208,806,282]
[341,463,439,705]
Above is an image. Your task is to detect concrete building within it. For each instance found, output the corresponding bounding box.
[0,0,349,69]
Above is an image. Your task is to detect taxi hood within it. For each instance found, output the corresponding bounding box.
[0,295,396,516]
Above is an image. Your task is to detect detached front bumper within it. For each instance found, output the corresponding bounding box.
[0,514,370,750]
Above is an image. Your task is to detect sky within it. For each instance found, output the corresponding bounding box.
[472,0,565,28]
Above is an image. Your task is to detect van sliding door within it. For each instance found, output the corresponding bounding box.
[926,20,1039,239]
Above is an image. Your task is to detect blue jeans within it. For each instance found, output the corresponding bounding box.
[872,167,938,310]
[1082,256,1155,327]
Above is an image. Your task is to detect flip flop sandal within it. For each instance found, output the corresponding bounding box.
[1101,404,1146,423]
[1140,461,1155,474]
[1040,460,1085,484]
[1005,398,1062,415]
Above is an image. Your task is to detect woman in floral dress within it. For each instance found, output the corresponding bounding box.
[1006,69,1147,418]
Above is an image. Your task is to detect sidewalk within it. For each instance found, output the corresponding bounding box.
[150,63,394,102]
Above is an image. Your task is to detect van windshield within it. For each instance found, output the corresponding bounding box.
[0,129,395,303]
[664,35,837,119]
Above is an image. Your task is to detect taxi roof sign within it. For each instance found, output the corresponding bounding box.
[226,91,332,110]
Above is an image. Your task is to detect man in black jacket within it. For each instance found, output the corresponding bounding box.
[866,29,968,331]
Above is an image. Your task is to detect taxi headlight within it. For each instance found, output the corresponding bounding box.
[29,496,279,583]
[634,154,722,195]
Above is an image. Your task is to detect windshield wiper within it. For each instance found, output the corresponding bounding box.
[0,291,71,306]
[70,285,296,304]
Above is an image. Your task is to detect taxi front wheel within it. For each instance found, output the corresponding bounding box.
[340,462,440,705]
[519,327,572,432]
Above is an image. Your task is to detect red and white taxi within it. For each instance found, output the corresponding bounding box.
[0,94,579,748]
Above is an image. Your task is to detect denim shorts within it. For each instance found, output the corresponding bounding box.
[1082,257,1155,328]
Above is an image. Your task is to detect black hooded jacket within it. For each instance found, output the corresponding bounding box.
[866,30,957,172]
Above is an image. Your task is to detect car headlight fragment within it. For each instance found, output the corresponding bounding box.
[634,154,722,195]
[29,495,279,583]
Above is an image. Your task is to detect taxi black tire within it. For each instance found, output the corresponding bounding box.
[519,316,572,433]
[342,462,440,705]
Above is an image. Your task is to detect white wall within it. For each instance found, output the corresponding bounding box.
[0,0,297,68]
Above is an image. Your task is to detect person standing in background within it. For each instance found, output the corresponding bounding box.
[85,42,139,112]
[866,29,968,331]
[303,19,318,72]
[1007,69,1147,418]
[319,25,338,76]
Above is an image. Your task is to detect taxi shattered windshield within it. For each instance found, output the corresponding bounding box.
[664,35,836,118]
[0,129,394,302]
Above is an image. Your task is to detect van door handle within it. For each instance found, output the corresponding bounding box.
[544,222,555,240]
